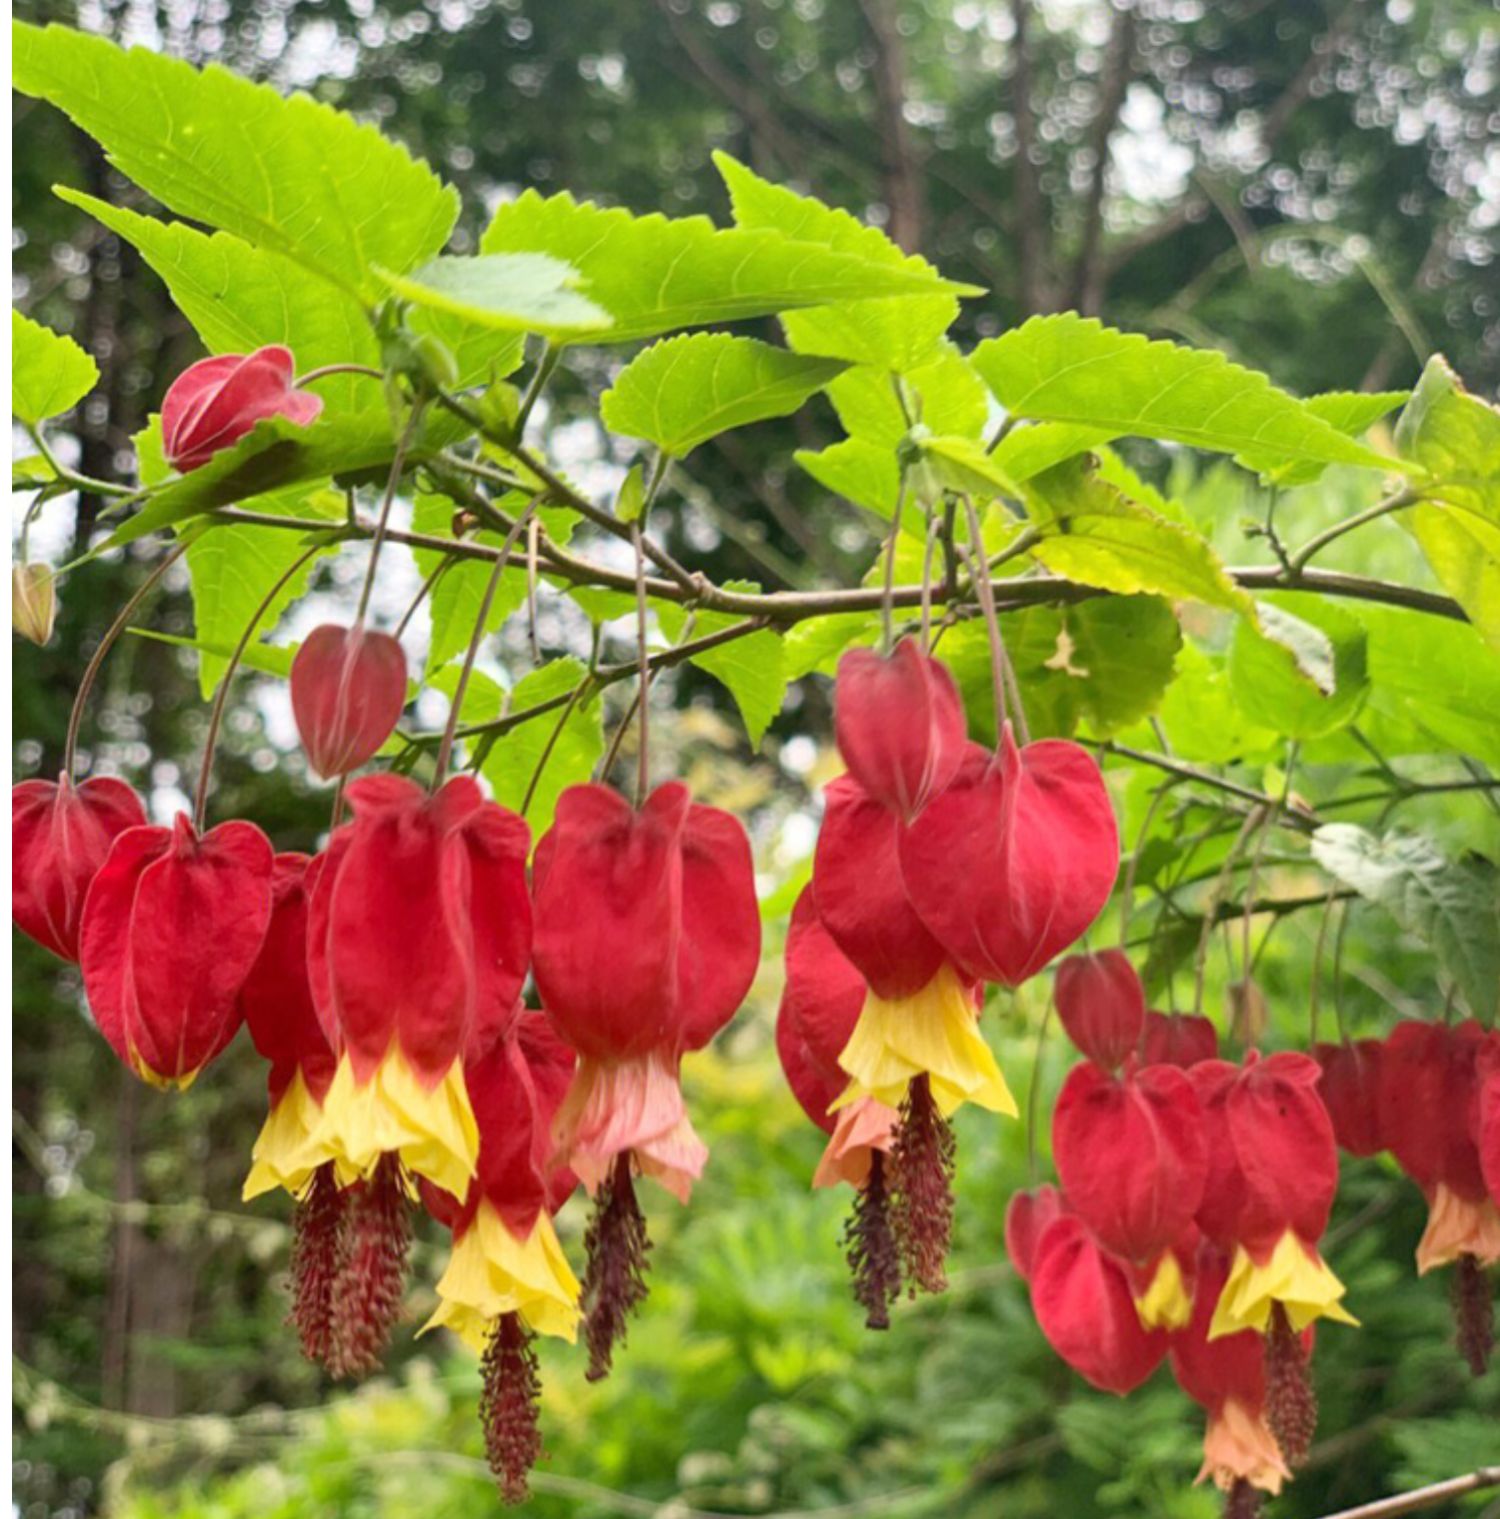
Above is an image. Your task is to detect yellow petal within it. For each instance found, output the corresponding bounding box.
[242,1068,324,1201]
[1416,1184,1500,1274]
[1208,1231,1358,1339]
[301,1048,478,1198]
[421,1201,581,1349]
[834,964,1018,1119]
[1134,1250,1193,1331]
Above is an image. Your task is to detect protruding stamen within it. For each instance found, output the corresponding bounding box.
[844,1150,902,1330]
[1264,1302,1317,1468]
[329,1153,411,1379]
[480,1311,544,1505]
[290,1160,347,1370]
[1452,1252,1494,1378]
[580,1151,651,1381]
[890,1073,956,1295]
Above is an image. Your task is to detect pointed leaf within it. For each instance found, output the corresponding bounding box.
[377,253,611,337]
[12,309,97,425]
[657,587,787,746]
[1228,596,1370,739]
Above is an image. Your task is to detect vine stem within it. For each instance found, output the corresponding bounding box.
[1118,780,1177,946]
[354,402,426,627]
[294,363,385,387]
[63,544,188,776]
[194,545,325,831]
[632,523,650,806]
[1024,1001,1052,1186]
[1289,486,1419,574]
[880,481,907,655]
[960,493,1028,742]
[1191,809,1263,1021]
[919,500,939,650]
[431,502,539,791]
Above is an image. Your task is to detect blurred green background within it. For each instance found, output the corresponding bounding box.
[11,1,1500,1515]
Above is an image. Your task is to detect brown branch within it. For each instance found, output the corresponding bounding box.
[857,0,927,253]
[1315,1468,1500,1519]
[1071,1,1136,314]
[1008,0,1053,315]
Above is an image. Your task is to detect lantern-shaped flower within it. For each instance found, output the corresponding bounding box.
[1054,950,1146,1072]
[1478,1040,1500,1210]
[79,813,274,1087]
[1141,1010,1219,1068]
[1053,1058,1207,1329]
[290,624,409,779]
[832,637,967,822]
[1312,1039,1386,1158]
[532,781,759,1378]
[898,724,1118,988]
[1003,1184,1066,1285]
[304,773,532,1200]
[13,773,147,962]
[162,345,322,471]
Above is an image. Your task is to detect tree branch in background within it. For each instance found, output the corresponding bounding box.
[1315,1467,1500,1519]
[857,0,927,253]
[1070,0,1136,314]
[1008,0,1053,314]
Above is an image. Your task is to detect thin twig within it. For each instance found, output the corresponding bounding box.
[1314,1468,1500,1519]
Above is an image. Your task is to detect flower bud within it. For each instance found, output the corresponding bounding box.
[162,346,322,471]
[290,624,408,779]
[12,562,57,645]
[1004,1184,1065,1285]
[1054,949,1145,1070]
[1140,1010,1218,1068]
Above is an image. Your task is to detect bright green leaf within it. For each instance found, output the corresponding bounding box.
[992,421,1118,483]
[427,664,505,728]
[1235,389,1407,486]
[12,309,97,425]
[128,625,296,680]
[377,253,611,337]
[657,587,787,746]
[784,613,880,680]
[601,334,847,457]
[1395,355,1500,525]
[824,347,987,447]
[1229,596,1370,739]
[1149,642,1279,766]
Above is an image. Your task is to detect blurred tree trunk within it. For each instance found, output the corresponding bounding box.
[858,0,926,253]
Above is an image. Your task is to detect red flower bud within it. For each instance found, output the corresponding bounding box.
[898,725,1118,987]
[79,813,274,1086]
[1029,1213,1168,1394]
[1380,1021,1489,1202]
[1004,1184,1066,1285]
[833,638,967,821]
[290,624,408,779]
[1053,1060,1207,1267]
[1312,1039,1386,1158]
[12,773,146,962]
[162,345,322,471]
[1054,950,1145,1071]
[1140,1010,1219,1068]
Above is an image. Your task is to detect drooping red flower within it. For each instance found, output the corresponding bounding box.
[79,813,274,1087]
[1478,1039,1500,1209]
[1312,1039,1386,1158]
[1028,1212,1168,1395]
[290,624,409,779]
[1003,1184,1066,1286]
[303,773,532,1200]
[162,345,323,471]
[1141,1010,1219,1068]
[1055,950,1146,1072]
[898,724,1118,988]
[833,637,967,822]
[1379,1020,1500,1275]
[12,773,147,962]
[1053,1058,1206,1327]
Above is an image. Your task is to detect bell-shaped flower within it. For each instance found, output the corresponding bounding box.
[1478,1039,1500,1210]
[303,773,532,1200]
[13,773,147,962]
[290,624,409,779]
[79,813,274,1087]
[813,774,1014,1120]
[1055,950,1146,1072]
[832,637,967,822]
[1053,1058,1206,1329]
[1380,1020,1500,1274]
[1141,1009,1219,1068]
[1191,1052,1356,1339]
[1312,1039,1386,1158]
[1004,1184,1067,1286]
[898,724,1118,988]
[1028,1213,1169,1395]
[162,345,322,471]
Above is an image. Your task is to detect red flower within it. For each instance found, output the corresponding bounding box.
[1478,1039,1500,1209]
[1141,1010,1219,1068]
[1028,1212,1168,1395]
[79,813,274,1087]
[162,345,322,471]
[305,773,532,1199]
[290,624,409,779]
[833,637,967,821]
[1053,1058,1206,1325]
[1003,1184,1066,1285]
[898,724,1118,988]
[12,773,146,961]
[1054,950,1146,1071]
[1312,1039,1386,1158]
[1380,1020,1500,1273]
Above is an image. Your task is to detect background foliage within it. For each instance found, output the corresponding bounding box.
[11,1,1500,1516]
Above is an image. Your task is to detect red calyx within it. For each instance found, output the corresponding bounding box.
[1055,950,1146,1071]
[1169,1244,1274,1417]
[1311,1039,1386,1158]
[12,773,146,962]
[1380,1020,1491,1202]
[161,345,322,471]
[290,624,409,780]
[898,726,1119,988]
[1477,1041,1500,1208]
[79,813,274,1085]
[1141,1010,1219,1068]
[833,637,967,822]
[1004,1184,1067,1286]
[1053,1059,1207,1267]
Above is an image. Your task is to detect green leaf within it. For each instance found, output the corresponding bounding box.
[1408,504,1500,653]
[657,587,787,746]
[1149,642,1279,766]
[427,664,505,728]
[714,151,964,371]
[1310,824,1500,1022]
[784,613,880,680]
[11,309,97,425]
[919,434,1022,501]
[14,22,457,301]
[795,439,901,521]
[1395,355,1500,525]
[601,334,847,457]
[127,625,296,680]
[1229,595,1370,740]
[481,658,603,843]
[992,421,1118,483]
[1023,455,1252,615]
[1235,390,1407,486]
[480,190,975,345]
[377,253,611,337]
[972,314,1401,471]
[824,347,987,447]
